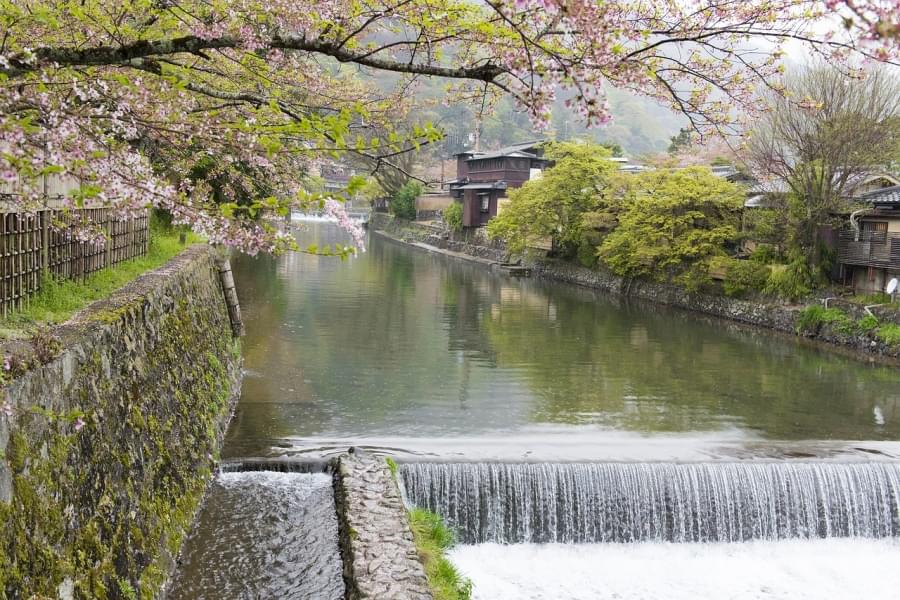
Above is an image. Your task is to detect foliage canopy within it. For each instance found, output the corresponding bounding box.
[0,1,894,254]
[487,142,618,255]
[598,168,744,281]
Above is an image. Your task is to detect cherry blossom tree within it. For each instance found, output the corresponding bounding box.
[0,0,896,255]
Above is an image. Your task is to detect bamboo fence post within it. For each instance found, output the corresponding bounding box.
[214,249,244,338]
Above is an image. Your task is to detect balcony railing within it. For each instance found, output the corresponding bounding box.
[837,229,900,269]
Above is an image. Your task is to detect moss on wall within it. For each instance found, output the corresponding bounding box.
[0,247,241,600]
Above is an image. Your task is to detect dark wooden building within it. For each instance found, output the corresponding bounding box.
[448,141,548,227]
[838,185,900,293]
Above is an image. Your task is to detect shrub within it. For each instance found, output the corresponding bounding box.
[576,239,599,268]
[30,328,62,364]
[390,181,421,220]
[676,264,714,294]
[719,258,770,298]
[856,315,878,333]
[876,323,900,346]
[749,244,781,264]
[857,314,879,332]
[443,201,463,233]
[762,258,813,301]
[796,305,853,334]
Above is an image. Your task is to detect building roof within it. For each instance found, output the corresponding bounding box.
[747,171,900,196]
[472,149,539,160]
[458,181,508,190]
[464,140,547,162]
[857,185,900,206]
[744,194,784,208]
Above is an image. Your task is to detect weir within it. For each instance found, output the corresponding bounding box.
[399,462,900,544]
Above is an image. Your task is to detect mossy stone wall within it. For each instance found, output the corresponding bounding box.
[0,246,242,600]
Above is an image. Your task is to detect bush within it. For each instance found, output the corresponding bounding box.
[719,258,770,298]
[576,239,599,268]
[390,181,421,220]
[857,314,879,332]
[796,305,853,334]
[876,323,900,346]
[676,264,714,294]
[443,201,463,233]
[762,257,813,301]
[749,244,781,264]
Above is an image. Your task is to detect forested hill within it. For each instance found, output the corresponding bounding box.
[359,66,685,157]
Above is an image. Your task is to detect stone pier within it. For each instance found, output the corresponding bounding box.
[333,450,433,600]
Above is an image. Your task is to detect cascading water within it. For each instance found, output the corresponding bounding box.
[399,462,900,544]
[167,471,344,599]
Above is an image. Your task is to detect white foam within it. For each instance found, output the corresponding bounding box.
[449,538,900,600]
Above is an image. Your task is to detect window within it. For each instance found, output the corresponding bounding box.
[862,221,888,244]
[479,193,490,212]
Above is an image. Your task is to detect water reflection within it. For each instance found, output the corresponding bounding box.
[225,221,900,458]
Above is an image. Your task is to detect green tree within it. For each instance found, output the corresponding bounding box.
[598,168,743,282]
[443,202,464,233]
[486,142,618,256]
[391,181,422,220]
[745,65,900,277]
[668,128,693,154]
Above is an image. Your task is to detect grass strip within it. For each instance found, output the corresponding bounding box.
[0,226,198,338]
[408,507,472,600]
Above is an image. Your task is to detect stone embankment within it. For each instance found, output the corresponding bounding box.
[371,212,508,264]
[333,450,433,600]
[0,245,242,599]
[371,214,900,362]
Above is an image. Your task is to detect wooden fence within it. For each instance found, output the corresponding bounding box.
[0,208,150,316]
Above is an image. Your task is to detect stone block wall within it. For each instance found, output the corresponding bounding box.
[0,246,242,599]
[333,451,432,600]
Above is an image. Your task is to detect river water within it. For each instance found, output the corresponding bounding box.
[171,221,900,598]
[225,221,899,461]
[166,472,343,599]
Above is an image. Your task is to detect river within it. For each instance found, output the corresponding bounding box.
[170,221,900,598]
[225,221,898,460]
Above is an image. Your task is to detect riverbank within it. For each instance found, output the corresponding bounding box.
[0,245,242,599]
[0,224,200,339]
[370,214,900,363]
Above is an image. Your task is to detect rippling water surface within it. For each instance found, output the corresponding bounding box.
[167,472,343,600]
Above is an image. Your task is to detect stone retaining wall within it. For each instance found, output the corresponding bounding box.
[370,213,508,263]
[333,451,432,600]
[0,246,242,599]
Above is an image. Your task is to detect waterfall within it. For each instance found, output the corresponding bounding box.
[399,462,900,544]
[219,459,333,474]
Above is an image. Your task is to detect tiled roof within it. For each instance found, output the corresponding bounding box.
[466,140,547,161]
[458,181,508,190]
[858,185,900,205]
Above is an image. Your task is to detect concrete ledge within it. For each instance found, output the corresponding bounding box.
[333,451,432,600]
